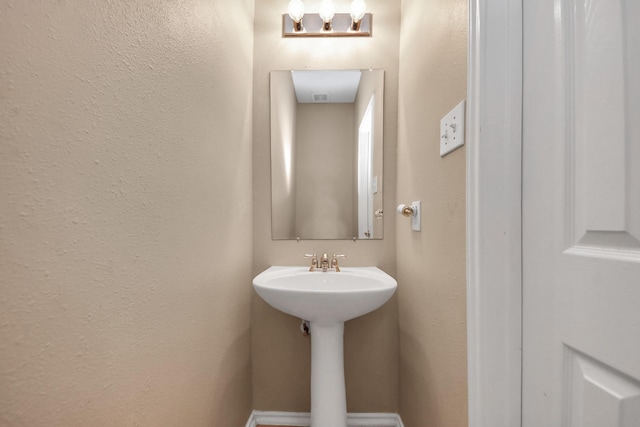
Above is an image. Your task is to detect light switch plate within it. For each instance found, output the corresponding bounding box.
[411,201,421,231]
[440,100,465,157]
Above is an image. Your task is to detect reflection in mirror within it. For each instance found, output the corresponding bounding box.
[270,69,384,240]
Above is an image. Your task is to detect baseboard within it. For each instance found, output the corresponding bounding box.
[245,411,404,427]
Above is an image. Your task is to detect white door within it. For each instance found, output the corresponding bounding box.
[522,0,640,425]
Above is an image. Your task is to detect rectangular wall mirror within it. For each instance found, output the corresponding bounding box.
[270,69,385,240]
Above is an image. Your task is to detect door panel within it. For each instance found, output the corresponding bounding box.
[569,0,640,256]
[522,0,640,425]
[566,348,640,427]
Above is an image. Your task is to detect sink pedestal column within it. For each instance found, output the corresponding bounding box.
[309,321,347,427]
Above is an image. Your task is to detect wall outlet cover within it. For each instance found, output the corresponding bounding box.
[440,100,465,157]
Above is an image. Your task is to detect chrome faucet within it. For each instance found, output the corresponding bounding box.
[305,253,346,272]
[320,253,330,272]
[331,254,346,272]
[304,254,318,271]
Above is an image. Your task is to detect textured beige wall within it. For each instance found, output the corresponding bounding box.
[0,1,254,426]
[252,0,400,413]
[396,0,468,426]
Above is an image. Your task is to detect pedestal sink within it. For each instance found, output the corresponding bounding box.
[253,266,397,427]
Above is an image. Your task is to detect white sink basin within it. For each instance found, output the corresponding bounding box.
[253,266,397,324]
[253,265,398,427]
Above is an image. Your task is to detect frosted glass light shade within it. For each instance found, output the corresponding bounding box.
[288,0,305,22]
[319,0,336,22]
[349,0,367,22]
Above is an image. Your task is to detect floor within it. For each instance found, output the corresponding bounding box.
[257,423,396,427]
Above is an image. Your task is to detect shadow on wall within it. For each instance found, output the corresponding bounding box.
[344,294,399,412]
[251,291,313,412]
[209,329,252,426]
[398,330,440,426]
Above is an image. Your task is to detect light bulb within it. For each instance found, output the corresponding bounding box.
[350,0,366,22]
[287,0,305,22]
[319,0,335,23]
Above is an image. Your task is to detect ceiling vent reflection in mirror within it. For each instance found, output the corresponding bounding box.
[312,93,329,103]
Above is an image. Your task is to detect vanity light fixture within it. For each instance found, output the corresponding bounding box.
[349,0,367,31]
[282,0,372,37]
[287,0,305,32]
[318,0,336,31]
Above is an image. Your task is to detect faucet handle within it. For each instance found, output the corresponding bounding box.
[331,254,346,272]
[304,253,318,271]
